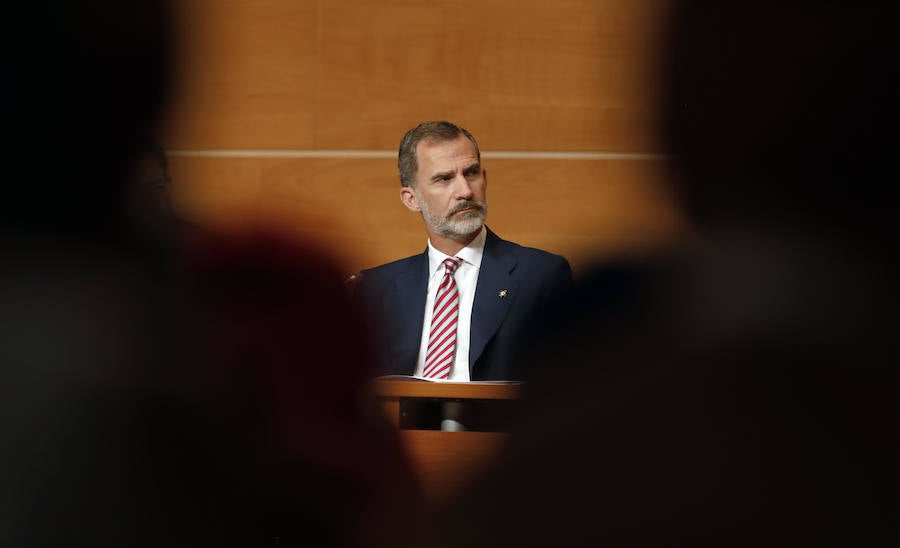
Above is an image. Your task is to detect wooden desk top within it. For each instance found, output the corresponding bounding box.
[371,379,523,400]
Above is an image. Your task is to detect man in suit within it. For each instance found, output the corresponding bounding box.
[356,121,572,382]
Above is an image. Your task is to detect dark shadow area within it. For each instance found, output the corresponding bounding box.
[398,399,521,432]
[1,3,419,547]
[415,2,899,546]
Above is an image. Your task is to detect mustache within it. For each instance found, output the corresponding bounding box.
[448,200,487,216]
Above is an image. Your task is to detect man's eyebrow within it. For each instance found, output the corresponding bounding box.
[429,163,481,182]
[430,170,455,182]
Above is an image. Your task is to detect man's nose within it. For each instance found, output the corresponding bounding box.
[454,174,473,199]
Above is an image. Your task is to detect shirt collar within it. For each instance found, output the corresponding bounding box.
[427,227,487,275]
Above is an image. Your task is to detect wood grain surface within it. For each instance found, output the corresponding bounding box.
[167,155,687,276]
[162,0,672,152]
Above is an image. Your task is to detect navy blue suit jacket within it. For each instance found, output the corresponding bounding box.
[356,228,572,380]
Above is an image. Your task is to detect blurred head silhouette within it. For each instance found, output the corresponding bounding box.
[2,1,173,242]
[2,5,417,547]
[661,2,894,251]
[415,3,899,547]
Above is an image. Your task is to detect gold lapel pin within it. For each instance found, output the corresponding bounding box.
[498,289,508,298]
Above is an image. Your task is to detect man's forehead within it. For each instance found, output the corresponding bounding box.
[416,136,478,168]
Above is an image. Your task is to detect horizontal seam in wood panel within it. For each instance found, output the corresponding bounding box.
[168,150,667,160]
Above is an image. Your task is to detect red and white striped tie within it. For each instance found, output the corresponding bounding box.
[423,257,461,379]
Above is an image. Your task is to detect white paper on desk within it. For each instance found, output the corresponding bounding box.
[375,374,431,382]
[375,374,522,385]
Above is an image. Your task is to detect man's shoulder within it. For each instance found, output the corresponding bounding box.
[489,232,570,267]
[358,252,426,287]
[486,232,574,295]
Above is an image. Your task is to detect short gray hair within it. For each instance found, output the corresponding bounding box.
[397,121,481,188]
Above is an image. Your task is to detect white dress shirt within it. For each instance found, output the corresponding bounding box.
[413,228,486,382]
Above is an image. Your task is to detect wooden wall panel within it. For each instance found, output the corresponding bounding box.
[163,0,671,152]
[164,0,319,149]
[314,0,669,152]
[162,0,685,271]
[167,156,687,277]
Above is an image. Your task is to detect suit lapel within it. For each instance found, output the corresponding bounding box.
[387,251,429,374]
[469,230,518,374]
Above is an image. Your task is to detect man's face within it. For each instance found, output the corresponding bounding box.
[401,135,488,241]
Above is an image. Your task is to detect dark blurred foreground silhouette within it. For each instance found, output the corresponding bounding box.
[416,2,898,546]
[1,2,417,546]
[4,1,897,546]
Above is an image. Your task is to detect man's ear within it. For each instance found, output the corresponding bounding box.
[400,186,420,212]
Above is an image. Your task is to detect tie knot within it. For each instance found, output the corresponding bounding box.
[443,257,461,275]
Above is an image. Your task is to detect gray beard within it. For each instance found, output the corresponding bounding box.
[416,191,488,240]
